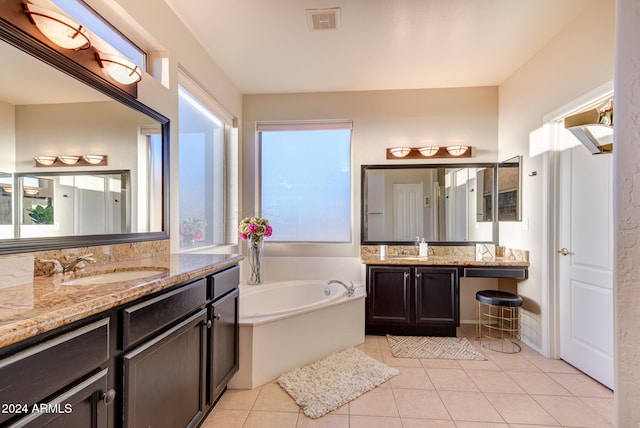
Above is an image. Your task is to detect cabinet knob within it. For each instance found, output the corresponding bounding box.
[102,389,116,405]
[404,272,410,280]
[203,319,213,328]
[416,272,422,279]
[214,313,222,321]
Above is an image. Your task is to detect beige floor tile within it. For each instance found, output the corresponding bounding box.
[483,392,559,426]
[215,387,261,410]
[580,396,615,425]
[389,366,434,389]
[457,359,501,371]
[252,382,300,412]
[200,409,247,428]
[425,368,479,391]
[358,346,384,362]
[420,358,461,369]
[487,353,541,372]
[349,386,399,417]
[401,418,456,427]
[551,373,614,397]
[465,369,524,393]
[506,371,571,395]
[438,390,504,423]
[522,354,581,373]
[349,415,403,428]
[382,348,424,367]
[242,411,299,428]
[533,395,614,427]
[393,388,451,420]
[454,422,509,428]
[295,413,349,427]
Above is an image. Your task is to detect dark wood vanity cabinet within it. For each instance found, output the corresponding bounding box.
[0,264,240,428]
[366,265,459,336]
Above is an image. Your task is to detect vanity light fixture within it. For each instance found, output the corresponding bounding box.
[445,145,469,156]
[389,147,412,158]
[23,3,91,50]
[34,155,108,167]
[33,155,58,166]
[82,155,105,165]
[418,146,440,157]
[23,187,39,196]
[58,155,81,165]
[1,186,12,194]
[95,52,142,85]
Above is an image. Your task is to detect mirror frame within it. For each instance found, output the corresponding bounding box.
[0,16,169,255]
[360,163,499,246]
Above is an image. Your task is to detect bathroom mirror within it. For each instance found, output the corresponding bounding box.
[0,15,169,254]
[361,164,498,244]
[497,156,522,221]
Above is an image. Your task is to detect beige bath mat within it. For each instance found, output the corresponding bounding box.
[277,347,398,419]
[387,335,487,360]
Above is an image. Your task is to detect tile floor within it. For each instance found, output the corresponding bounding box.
[201,325,614,428]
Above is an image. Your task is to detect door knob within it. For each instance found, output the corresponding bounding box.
[557,248,570,256]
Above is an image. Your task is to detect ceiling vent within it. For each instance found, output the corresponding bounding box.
[306,8,341,31]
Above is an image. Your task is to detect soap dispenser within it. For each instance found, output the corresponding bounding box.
[419,238,429,257]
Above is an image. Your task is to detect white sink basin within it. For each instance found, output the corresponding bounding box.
[57,269,167,286]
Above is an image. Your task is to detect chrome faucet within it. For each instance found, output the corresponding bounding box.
[328,279,356,297]
[60,253,96,273]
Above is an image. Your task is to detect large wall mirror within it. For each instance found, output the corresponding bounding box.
[0,15,168,254]
[497,156,522,221]
[361,164,499,244]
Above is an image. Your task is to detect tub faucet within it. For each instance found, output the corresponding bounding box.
[328,279,356,297]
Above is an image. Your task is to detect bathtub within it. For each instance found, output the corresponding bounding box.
[227,279,366,389]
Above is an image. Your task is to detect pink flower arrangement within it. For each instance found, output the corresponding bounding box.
[238,216,272,240]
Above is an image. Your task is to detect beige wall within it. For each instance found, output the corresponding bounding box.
[242,87,499,260]
[497,0,615,352]
[614,0,640,424]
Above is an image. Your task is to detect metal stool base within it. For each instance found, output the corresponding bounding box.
[476,300,521,354]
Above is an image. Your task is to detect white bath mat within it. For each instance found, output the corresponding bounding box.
[387,335,487,360]
[277,347,398,419]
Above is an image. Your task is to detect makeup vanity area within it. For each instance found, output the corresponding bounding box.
[360,163,528,337]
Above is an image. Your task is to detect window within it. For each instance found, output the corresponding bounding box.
[178,83,228,249]
[259,122,352,242]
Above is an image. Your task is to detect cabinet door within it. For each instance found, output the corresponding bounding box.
[366,266,411,325]
[209,288,239,404]
[414,267,459,326]
[123,309,207,428]
[7,369,111,428]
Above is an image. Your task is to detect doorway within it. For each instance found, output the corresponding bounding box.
[547,86,614,389]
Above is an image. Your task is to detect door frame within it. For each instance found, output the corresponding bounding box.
[541,80,614,359]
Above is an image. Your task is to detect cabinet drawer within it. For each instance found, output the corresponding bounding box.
[463,267,528,279]
[122,279,206,349]
[208,265,239,301]
[0,318,110,425]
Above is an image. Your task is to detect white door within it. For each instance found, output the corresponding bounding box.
[392,183,423,241]
[558,129,614,389]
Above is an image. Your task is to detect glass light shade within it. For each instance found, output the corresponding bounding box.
[82,155,105,165]
[23,188,39,196]
[58,155,80,165]
[418,146,440,157]
[95,52,142,85]
[446,145,469,156]
[389,147,412,158]
[24,4,90,50]
[34,155,58,166]
[1,186,12,194]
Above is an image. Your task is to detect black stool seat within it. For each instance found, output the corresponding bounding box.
[476,290,522,307]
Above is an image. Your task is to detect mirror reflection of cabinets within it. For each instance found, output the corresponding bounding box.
[361,158,522,245]
[0,12,169,254]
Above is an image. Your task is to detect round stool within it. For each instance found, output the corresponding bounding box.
[476,290,523,353]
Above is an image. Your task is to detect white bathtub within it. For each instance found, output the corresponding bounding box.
[228,279,366,389]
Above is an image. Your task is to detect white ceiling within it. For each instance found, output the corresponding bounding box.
[163,0,595,94]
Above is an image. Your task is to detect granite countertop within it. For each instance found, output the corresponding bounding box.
[0,253,243,349]
[360,245,530,267]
